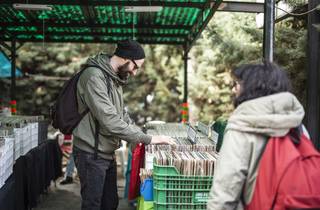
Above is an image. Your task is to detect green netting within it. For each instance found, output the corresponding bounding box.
[90,0,207,3]
[0,6,23,22]
[42,5,85,22]
[0,0,222,44]
[16,34,33,39]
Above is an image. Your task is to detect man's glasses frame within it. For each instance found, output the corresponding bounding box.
[131,59,139,70]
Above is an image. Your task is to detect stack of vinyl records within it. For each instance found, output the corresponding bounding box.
[144,122,217,170]
[154,150,217,176]
[144,122,218,208]
[145,123,215,153]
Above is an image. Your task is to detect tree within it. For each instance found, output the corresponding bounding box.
[188,13,262,123]
[124,45,183,124]
[188,9,307,123]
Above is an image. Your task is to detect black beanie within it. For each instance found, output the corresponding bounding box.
[114,40,145,60]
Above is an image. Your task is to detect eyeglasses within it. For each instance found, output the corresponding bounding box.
[131,59,139,70]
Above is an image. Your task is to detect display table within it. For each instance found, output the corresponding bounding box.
[0,139,62,210]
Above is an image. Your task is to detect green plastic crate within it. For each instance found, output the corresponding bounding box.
[153,164,213,210]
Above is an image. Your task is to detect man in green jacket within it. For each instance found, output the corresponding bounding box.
[73,40,174,210]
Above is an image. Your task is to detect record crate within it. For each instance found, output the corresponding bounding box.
[153,163,213,210]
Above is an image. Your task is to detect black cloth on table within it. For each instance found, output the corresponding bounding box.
[0,139,62,210]
[14,156,28,210]
[0,175,15,210]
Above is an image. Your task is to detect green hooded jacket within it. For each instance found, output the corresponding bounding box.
[73,53,151,159]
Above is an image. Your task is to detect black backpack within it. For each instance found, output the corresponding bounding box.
[51,65,111,135]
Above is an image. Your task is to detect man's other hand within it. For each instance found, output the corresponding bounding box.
[150,135,176,145]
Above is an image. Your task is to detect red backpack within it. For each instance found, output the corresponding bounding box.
[246,129,320,210]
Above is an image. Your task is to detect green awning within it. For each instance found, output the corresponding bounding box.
[0,0,222,47]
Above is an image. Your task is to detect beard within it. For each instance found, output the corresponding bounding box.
[117,62,131,81]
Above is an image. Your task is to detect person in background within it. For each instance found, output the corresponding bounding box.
[59,134,76,185]
[60,153,75,185]
[207,62,307,210]
[72,40,175,210]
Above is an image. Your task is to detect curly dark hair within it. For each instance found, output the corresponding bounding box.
[232,61,292,107]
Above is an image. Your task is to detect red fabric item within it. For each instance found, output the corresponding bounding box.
[246,132,320,210]
[128,143,145,201]
[60,134,73,158]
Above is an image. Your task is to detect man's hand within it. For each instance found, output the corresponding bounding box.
[150,135,176,145]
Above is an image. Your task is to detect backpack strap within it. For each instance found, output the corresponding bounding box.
[94,119,100,160]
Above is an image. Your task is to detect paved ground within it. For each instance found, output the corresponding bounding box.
[33,177,135,210]
[34,150,135,210]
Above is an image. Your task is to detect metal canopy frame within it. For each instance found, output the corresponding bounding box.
[0,0,222,45]
[218,1,264,13]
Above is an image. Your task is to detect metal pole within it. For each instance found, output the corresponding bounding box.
[10,39,16,101]
[183,46,188,103]
[263,0,275,62]
[180,45,189,123]
[306,0,320,150]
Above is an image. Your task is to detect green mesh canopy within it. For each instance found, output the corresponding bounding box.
[0,0,222,45]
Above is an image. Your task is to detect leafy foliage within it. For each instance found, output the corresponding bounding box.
[188,12,307,123]
[124,45,183,124]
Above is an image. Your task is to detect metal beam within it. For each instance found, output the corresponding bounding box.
[0,37,185,45]
[0,43,11,61]
[16,41,24,51]
[0,22,191,30]
[1,0,214,8]
[183,45,189,104]
[10,38,16,101]
[1,36,24,51]
[306,0,320,150]
[1,30,187,39]
[275,3,308,23]
[186,0,222,52]
[217,1,264,13]
[0,41,11,51]
[182,45,189,122]
[263,0,275,62]
[189,0,212,39]
[80,0,95,27]
[0,29,13,40]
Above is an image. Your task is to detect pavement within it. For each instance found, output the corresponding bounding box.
[34,149,136,210]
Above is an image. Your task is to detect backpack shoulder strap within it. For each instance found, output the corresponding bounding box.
[94,119,100,160]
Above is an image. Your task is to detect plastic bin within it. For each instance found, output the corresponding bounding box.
[153,164,213,210]
[140,178,154,201]
[137,196,154,210]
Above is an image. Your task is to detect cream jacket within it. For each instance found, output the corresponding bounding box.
[207,92,305,210]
